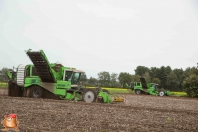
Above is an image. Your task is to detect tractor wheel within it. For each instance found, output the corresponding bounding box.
[29,86,43,98]
[102,89,110,94]
[159,91,165,96]
[82,89,97,103]
[135,89,141,95]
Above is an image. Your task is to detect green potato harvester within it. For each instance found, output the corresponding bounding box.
[6,49,125,104]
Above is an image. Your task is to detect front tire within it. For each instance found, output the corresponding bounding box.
[82,89,97,103]
[159,91,165,96]
[135,89,141,95]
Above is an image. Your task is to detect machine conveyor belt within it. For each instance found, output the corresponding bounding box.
[26,51,55,83]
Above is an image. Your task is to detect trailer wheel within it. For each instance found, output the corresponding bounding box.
[159,91,165,96]
[29,86,43,98]
[82,89,97,103]
[135,89,141,95]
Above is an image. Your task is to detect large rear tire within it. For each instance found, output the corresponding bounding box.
[29,86,43,98]
[82,89,97,103]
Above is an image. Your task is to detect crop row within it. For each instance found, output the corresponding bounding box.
[0,82,8,88]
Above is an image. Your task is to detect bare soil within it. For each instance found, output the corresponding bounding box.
[0,90,198,132]
[0,89,7,96]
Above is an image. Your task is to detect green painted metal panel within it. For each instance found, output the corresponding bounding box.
[65,93,74,100]
[56,81,71,89]
[24,78,41,85]
[55,89,66,96]
[98,91,111,103]
[54,81,71,96]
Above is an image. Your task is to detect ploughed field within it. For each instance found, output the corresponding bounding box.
[0,91,198,132]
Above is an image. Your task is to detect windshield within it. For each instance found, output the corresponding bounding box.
[71,72,81,84]
[151,83,157,89]
[64,71,81,84]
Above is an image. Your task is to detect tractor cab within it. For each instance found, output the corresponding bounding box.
[150,83,158,88]
[149,83,159,90]
[63,68,84,88]
[149,83,158,90]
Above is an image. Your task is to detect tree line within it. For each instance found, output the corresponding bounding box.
[0,67,12,82]
[81,65,198,91]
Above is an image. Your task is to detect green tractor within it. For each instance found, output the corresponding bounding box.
[127,77,171,96]
[7,49,125,104]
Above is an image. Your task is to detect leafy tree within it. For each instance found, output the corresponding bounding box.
[173,68,185,91]
[118,72,132,88]
[134,66,149,77]
[97,71,110,87]
[184,67,197,77]
[0,67,12,82]
[88,77,97,86]
[152,78,161,86]
[167,71,179,91]
[165,66,172,75]
[143,72,151,83]
[183,70,198,98]
[149,67,160,81]
[110,73,118,87]
[158,66,167,88]
[131,75,141,82]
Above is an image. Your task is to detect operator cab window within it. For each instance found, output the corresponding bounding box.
[32,67,38,76]
[65,71,73,81]
[26,66,30,77]
[71,72,80,84]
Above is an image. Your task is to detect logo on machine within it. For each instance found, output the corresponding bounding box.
[1,114,20,131]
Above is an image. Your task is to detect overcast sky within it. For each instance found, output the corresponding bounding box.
[0,0,198,78]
